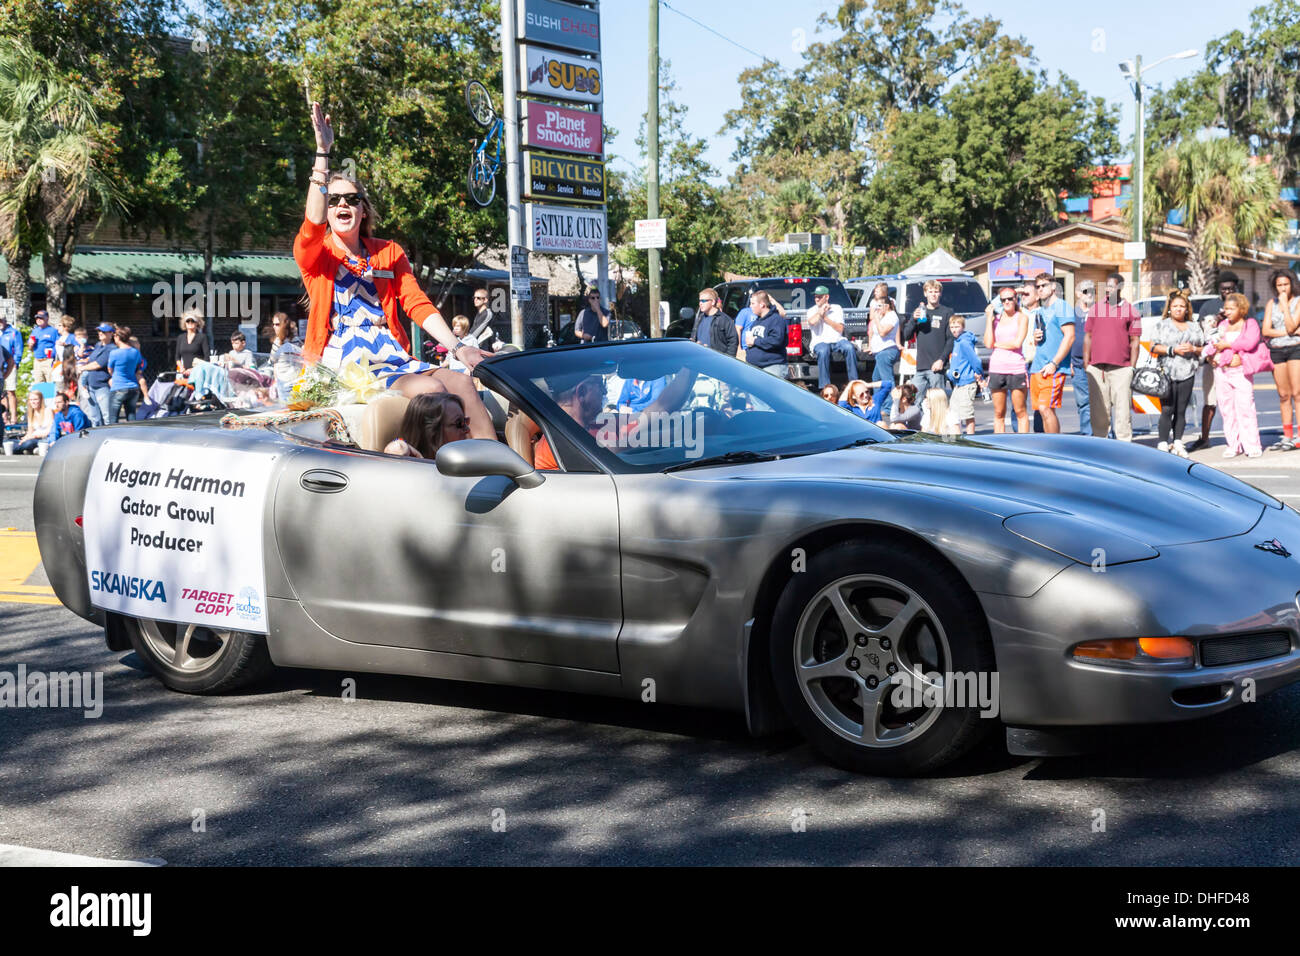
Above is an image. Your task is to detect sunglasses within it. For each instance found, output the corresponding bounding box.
[448,418,471,430]
[999,297,1016,303]
[327,193,363,208]
[698,298,712,304]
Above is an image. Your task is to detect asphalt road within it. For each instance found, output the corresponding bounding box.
[4,386,1300,866]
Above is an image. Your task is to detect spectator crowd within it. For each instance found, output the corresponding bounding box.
[684,269,1300,457]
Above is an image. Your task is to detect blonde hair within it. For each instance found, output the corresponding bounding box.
[451,315,471,337]
[842,379,871,405]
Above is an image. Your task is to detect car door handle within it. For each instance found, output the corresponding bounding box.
[300,469,349,494]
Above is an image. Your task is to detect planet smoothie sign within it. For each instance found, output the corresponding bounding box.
[521,100,603,156]
[83,440,275,633]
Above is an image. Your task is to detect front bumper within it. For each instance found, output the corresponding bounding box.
[982,504,1300,726]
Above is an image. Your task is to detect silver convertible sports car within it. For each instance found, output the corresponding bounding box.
[34,339,1300,774]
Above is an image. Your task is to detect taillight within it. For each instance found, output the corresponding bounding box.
[74,515,83,527]
[786,322,803,357]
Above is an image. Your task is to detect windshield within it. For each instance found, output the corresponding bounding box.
[745,279,855,311]
[487,341,893,473]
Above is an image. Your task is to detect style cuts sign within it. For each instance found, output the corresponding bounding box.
[527,203,607,254]
[84,440,276,633]
[521,45,602,105]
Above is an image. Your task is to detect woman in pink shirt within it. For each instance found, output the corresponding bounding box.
[1207,293,1270,458]
[983,289,1029,433]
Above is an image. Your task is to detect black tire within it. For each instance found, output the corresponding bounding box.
[466,80,495,128]
[121,614,274,694]
[768,539,996,775]
[468,153,496,206]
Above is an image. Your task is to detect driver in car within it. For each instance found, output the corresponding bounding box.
[533,367,700,470]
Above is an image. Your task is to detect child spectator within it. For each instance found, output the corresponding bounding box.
[947,314,984,435]
[222,331,256,369]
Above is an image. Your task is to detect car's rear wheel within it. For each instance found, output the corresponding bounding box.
[769,540,996,775]
[122,615,274,694]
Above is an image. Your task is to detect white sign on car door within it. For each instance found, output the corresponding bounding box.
[83,440,275,633]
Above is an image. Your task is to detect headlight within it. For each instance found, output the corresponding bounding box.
[1073,637,1195,667]
[1003,512,1158,566]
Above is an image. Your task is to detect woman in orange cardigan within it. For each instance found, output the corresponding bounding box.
[296,102,494,439]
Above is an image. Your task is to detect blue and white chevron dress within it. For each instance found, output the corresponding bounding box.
[319,264,434,387]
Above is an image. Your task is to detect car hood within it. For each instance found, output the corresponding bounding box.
[668,433,1275,548]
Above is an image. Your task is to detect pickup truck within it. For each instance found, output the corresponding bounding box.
[713,277,873,386]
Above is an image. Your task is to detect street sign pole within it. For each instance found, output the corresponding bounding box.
[1131,53,1143,299]
[647,0,661,337]
[503,1,526,347]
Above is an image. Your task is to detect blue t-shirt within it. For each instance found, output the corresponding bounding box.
[839,400,882,424]
[617,377,667,412]
[29,324,59,361]
[83,343,116,390]
[1030,297,1076,374]
[734,307,756,343]
[0,325,23,364]
[1069,305,1088,364]
[107,346,144,390]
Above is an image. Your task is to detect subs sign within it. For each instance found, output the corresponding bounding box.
[523,150,605,205]
[517,0,600,55]
[521,100,603,156]
[527,203,607,254]
[521,45,602,105]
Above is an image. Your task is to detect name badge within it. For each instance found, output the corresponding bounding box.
[371,269,394,279]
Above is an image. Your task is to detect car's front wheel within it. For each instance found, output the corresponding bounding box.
[121,615,274,694]
[769,540,996,775]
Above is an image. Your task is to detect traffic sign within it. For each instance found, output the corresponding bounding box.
[510,245,532,301]
[635,218,667,249]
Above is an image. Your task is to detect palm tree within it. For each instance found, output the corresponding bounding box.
[1138,137,1286,293]
[0,37,122,322]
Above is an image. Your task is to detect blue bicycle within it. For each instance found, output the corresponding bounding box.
[466,80,502,207]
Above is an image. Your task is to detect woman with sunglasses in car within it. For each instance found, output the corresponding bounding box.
[295,102,495,439]
[384,393,471,458]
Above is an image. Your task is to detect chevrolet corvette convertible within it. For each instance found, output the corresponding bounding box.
[34,339,1300,774]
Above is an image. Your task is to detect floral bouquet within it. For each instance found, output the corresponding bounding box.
[289,358,386,409]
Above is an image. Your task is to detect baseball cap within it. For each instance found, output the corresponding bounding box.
[813,285,830,296]
[35,309,48,319]
[96,322,115,332]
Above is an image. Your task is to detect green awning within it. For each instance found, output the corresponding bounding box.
[0,249,305,296]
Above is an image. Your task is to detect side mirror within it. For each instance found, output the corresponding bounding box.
[679,307,696,321]
[436,439,545,489]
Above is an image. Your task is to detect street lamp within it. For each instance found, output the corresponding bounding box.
[1119,49,1198,297]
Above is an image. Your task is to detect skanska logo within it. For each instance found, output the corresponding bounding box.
[90,571,167,603]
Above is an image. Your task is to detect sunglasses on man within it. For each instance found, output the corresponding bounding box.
[327,193,363,208]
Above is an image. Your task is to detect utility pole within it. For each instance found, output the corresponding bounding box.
[647,0,661,337]
[502,0,525,347]
[1131,53,1143,298]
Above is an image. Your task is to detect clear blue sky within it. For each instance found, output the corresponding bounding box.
[598,0,1257,180]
